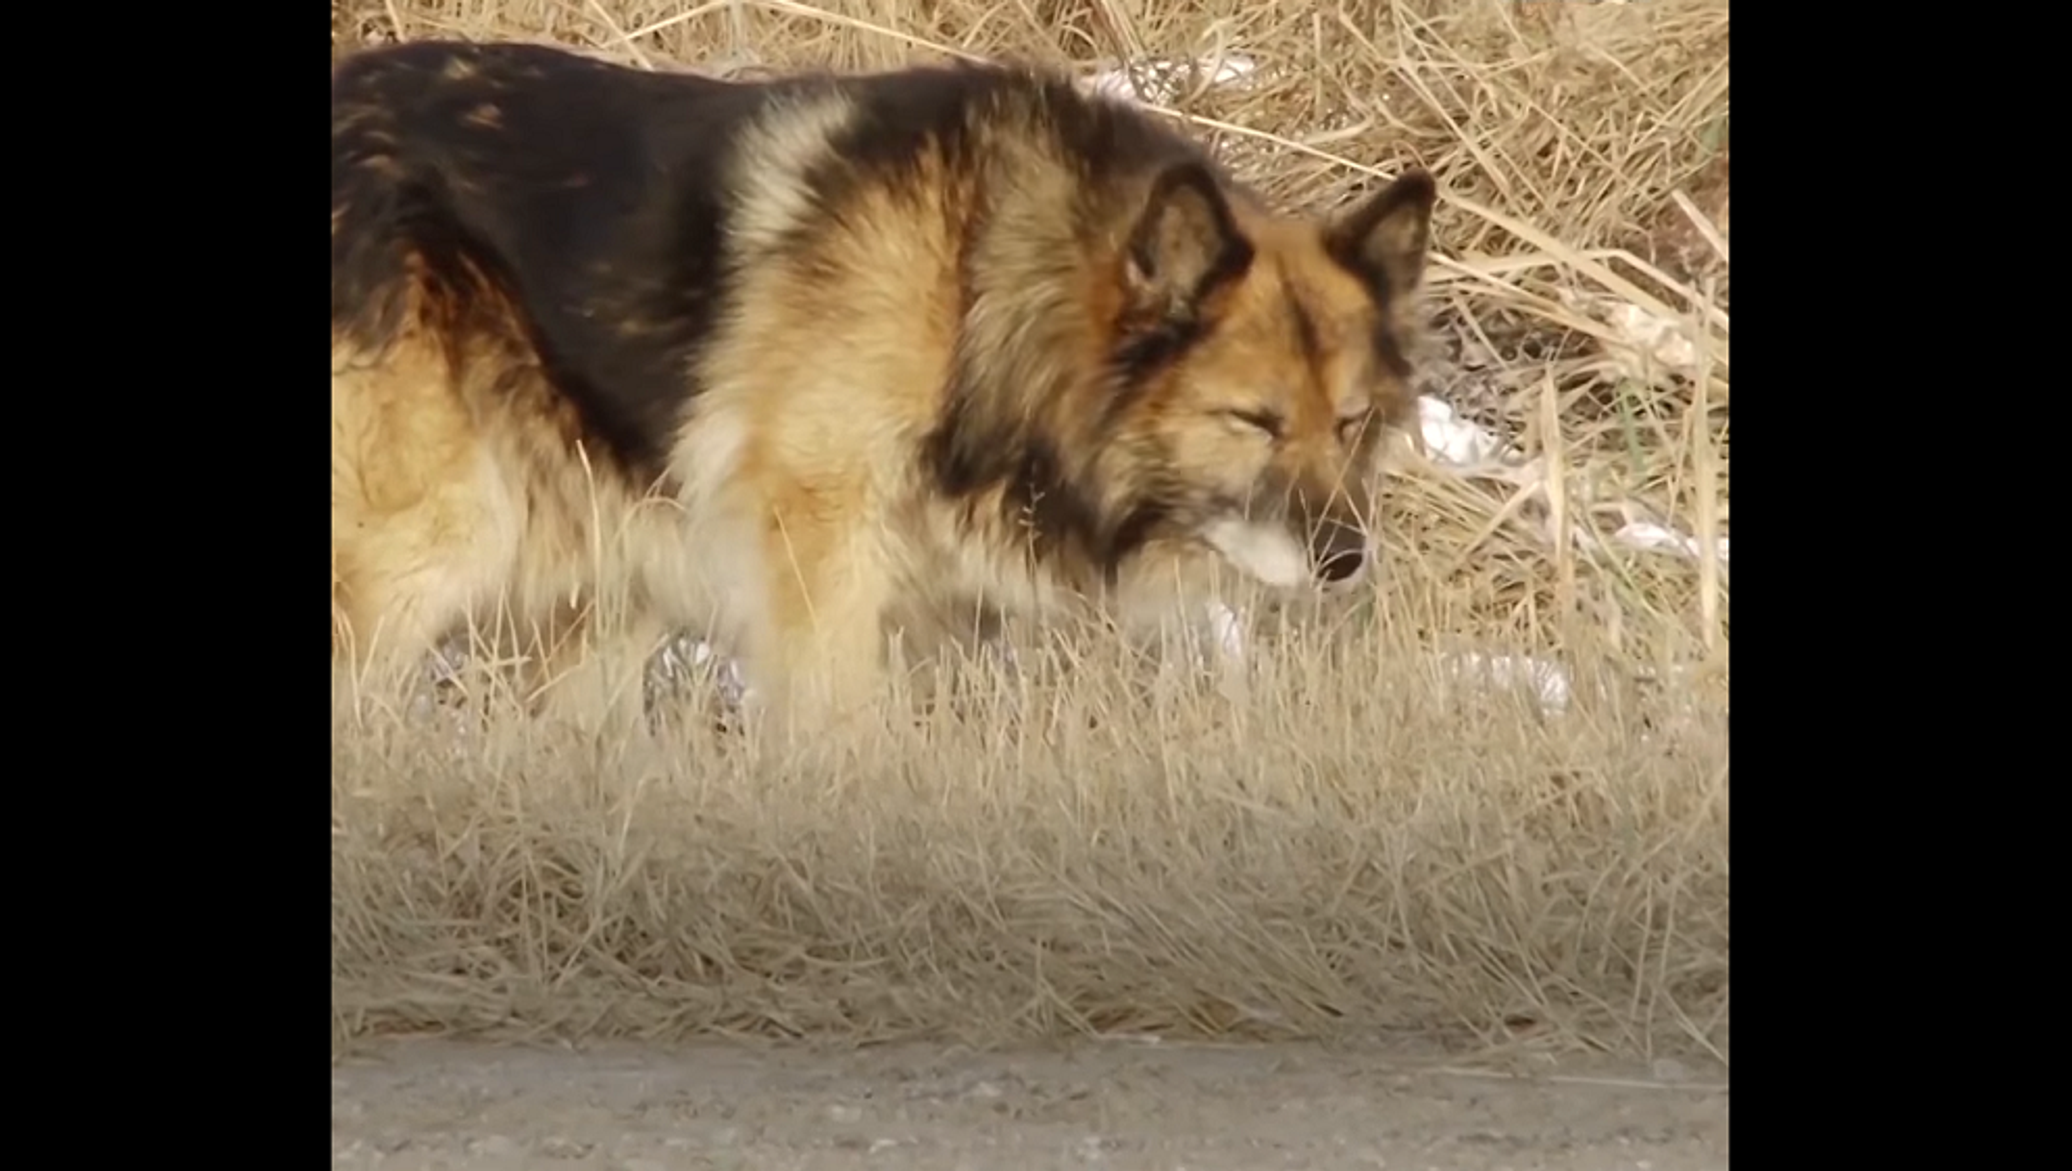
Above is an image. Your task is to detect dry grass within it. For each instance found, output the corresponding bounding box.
[331,0,1730,1062]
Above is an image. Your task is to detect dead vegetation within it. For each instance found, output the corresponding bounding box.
[331,0,1730,1063]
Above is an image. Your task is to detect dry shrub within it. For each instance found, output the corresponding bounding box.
[335,596,1728,1058]
[331,0,1730,1063]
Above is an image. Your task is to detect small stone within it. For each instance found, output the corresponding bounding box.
[1649,1058,1690,1084]
[1077,1134,1123,1161]
[828,1103,863,1123]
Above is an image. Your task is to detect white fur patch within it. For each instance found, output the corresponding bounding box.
[726,92,859,258]
[1200,518,1309,589]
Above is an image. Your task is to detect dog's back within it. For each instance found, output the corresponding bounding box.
[331,42,777,478]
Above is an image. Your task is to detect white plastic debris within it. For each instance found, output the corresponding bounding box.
[1608,301,1701,374]
[1612,520,1730,565]
[1415,394,1517,467]
[1408,396,1728,574]
[660,635,751,712]
[1082,55,1258,105]
[1433,651,1574,714]
[1559,291,1714,382]
[1204,600,1247,664]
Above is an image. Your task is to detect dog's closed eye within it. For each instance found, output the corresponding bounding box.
[1223,408,1284,439]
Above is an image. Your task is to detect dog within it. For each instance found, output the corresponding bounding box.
[330,40,1437,738]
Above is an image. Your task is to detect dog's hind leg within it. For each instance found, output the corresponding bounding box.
[332,507,519,703]
[332,361,522,704]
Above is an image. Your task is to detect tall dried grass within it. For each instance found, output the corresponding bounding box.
[331,0,1730,1062]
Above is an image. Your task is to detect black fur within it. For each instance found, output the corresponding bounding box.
[1325,171,1434,386]
[332,42,783,481]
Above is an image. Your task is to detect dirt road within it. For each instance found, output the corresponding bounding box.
[332,1037,1728,1169]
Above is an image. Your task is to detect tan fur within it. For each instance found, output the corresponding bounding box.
[330,262,686,729]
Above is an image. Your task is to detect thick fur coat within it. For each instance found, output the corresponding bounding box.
[330,41,1437,735]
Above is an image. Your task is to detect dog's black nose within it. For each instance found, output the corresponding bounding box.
[1316,546,1365,582]
[1311,520,1367,583]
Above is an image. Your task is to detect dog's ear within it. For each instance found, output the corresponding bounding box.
[1326,169,1436,300]
[1122,160,1253,322]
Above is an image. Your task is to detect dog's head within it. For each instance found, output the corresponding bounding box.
[1094,162,1436,593]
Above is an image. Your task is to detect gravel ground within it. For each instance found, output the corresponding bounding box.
[333,1037,1729,1170]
